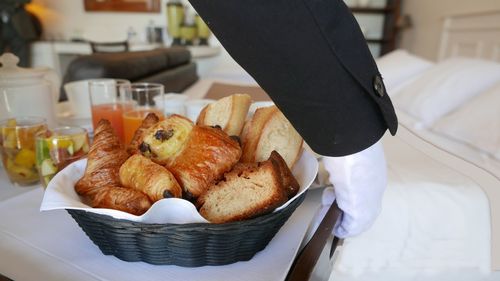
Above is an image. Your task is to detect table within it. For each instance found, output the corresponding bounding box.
[0,168,334,281]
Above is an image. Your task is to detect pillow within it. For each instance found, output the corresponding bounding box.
[431,82,500,160]
[375,49,434,95]
[393,57,500,127]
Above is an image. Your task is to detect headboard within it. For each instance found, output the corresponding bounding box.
[438,10,500,62]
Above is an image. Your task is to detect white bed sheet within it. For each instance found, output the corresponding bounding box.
[397,109,500,178]
[328,124,498,281]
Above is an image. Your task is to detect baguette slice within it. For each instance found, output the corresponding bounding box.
[197,93,251,136]
[197,153,290,223]
[241,105,303,168]
[269,150,300,199]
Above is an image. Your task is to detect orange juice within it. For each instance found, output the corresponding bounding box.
[123,109,164,144]
[91,102,134,142]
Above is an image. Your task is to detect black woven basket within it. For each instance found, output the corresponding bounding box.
[67,193,306,267]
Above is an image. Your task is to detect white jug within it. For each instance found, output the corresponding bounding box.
[0,53,60,127]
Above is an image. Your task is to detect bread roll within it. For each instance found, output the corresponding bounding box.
[140,115,242,200]
[119,154,182,201]
[241,105,303,168]
[197,152,291,223]
[139,114,194,165]
[197,93,252,136]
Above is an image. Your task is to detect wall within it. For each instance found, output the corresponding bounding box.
[28,0,196,44]
[29,0,500,61]
[399,0,500,61]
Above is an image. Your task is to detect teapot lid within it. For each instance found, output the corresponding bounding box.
[0,53,47,79]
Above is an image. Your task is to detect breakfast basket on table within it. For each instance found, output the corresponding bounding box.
[66,193,306,266]
[41,94,318,266]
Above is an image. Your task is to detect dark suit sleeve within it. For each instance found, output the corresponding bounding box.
[188,0,398,157]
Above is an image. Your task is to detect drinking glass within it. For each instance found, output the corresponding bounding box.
[153,93,188,117]
[0,117,47,186]
[89,79,132,143]
[35,127,90,188]
[121,83,165,144]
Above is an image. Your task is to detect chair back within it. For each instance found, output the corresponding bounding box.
[90,41,129,53]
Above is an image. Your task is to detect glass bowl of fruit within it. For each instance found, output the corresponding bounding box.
[35,126,89,188]
[0,117,48,186]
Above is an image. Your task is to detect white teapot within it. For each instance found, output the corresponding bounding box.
[0,53,60,127]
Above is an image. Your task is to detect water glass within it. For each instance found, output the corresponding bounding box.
[35,126,90,188]
[89,79,132,142]
[0,117,47,186]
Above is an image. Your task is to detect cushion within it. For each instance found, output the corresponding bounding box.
[393,57,500,127]
[375,49,434,95]
[431,82,500,159]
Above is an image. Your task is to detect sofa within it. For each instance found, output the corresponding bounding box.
[60,47,198,101]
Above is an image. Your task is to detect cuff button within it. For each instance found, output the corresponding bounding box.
[373,74,385,97]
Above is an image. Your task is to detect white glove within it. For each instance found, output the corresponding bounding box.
[321,139,387,238]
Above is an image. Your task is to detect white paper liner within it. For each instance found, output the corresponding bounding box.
[40,149,318,224]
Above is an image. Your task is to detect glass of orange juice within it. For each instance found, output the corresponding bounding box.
[121,83,165,144]
[89,79,132,142]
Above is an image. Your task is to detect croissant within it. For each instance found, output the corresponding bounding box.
[127,112,160,155]
[119,154,182,201]
[139,115,242,200]
[75,119,151,215]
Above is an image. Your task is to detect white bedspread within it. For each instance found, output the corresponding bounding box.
[327,125,500,281]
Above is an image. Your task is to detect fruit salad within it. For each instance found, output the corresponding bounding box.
[0,118,47,185]
[35,127,89,188]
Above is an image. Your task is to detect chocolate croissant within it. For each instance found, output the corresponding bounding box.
[119,154,182,201]
[75,119,152,215]
[127,112,160,155]
[139,115,242,200]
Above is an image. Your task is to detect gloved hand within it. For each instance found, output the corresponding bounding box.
[322,139,387,238]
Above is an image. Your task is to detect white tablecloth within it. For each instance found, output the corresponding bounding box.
[0,171,324,281]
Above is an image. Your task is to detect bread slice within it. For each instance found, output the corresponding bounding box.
[196,93,252,136]
[197,154,290,223]
[269,151,300,199]
[241,105,303,168]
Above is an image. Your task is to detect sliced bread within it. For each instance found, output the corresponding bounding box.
[269,151,299,199]
[196,93,252,136]
[197,153,291,223]
[241,105,303,168]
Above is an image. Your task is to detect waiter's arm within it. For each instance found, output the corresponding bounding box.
[188,0,397,156]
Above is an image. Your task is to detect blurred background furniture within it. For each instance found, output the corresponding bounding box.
[346,0,403,57]
[31,41,221,83]
[60,47,198,101]
[90,41,129,53]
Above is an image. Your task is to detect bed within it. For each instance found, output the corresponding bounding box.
[182,10,500,281]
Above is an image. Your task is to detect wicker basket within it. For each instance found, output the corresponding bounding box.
[67,193,306,267]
